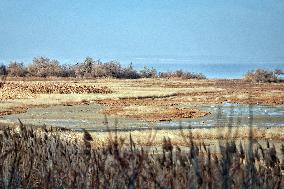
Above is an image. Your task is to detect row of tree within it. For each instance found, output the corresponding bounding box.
[0,56,206,79]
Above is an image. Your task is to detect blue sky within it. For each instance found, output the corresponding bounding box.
[1,0,284,65]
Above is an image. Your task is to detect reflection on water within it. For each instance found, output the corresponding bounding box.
[161,103,284,128]
[0,103,283,131]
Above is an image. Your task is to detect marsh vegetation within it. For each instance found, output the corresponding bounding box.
[0,122,283,188]
[0,66,284,188]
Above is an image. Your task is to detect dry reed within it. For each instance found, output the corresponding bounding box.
[0,122,283,188]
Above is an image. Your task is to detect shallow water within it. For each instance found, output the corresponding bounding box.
[174,103,284,128]
[0,103,283,131]
[0,104,149,131]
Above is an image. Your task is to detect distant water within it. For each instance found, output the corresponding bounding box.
[131,63,284,79]
[117,56,284,79]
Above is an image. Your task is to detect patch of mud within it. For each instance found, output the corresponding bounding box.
[102,106,209,121]
[0,99,91,117]
[0,106,28,117]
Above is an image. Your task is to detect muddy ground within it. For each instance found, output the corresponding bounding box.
[0,78,284,121]
[96,79,284,120]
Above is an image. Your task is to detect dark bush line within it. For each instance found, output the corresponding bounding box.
[0,56,206,79]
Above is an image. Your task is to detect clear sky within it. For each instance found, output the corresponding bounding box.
[1,0,284,65]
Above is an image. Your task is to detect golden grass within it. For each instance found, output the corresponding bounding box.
[89,127,284,147]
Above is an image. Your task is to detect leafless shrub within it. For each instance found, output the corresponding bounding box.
[60,64,76,77]
[2,56,210,79]
[244,69,283,83]
[121,63,140,79]
[139,66,157,78]
[74,57,94,78]
[27,57,63,77]
[7,62,27,77]
[2,56,211,80]
[93,60,124,78]
[159,69,206,79]
[74,58,140,79]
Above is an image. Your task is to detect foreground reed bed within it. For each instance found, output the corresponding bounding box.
[0,122,283,189]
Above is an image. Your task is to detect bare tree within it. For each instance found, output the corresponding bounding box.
[7,62,27,77]
[244,69,282,83]
[27,57,62,77]
[140,66,157,78]
[74,57,94,78]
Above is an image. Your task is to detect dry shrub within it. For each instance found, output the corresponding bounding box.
[2,56,209,79]
[74,58,140,79]
[27,57,63,77]
[7,62,27,77]
[139,66,157,78]
[159,69,206,79]
[244,69,283,83]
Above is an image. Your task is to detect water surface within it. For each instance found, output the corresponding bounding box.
[1,103,283,131]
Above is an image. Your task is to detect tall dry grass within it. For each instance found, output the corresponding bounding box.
[0,122,283,188]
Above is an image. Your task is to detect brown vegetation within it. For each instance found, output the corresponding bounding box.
[95,127,284,146]
[27,57,63,77]
[1,56,206,79]
[7,62,27,77]
[0,106,28,117]
[0,123,283,188]
[159,69,206,79]
[244,69,283,83]
[0,81,112,100]
[102,106,209,121]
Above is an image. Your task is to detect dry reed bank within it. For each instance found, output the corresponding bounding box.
[0,123,283,188]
